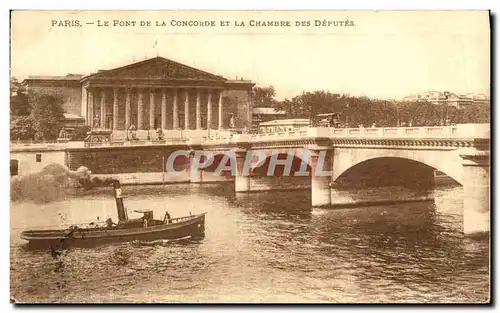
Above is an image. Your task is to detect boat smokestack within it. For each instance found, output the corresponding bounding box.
[112,180,128,222]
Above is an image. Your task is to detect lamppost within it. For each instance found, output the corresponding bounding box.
[344,101,350,128]
[442,91,450,126]
[395,103,400,127]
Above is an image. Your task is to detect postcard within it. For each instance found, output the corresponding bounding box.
[10,10,490,303]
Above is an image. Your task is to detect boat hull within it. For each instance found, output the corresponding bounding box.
[21,214,205,249]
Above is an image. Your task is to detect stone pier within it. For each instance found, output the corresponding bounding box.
[234,149,250,192]
[460,152,490,236]
[309,147,333,207]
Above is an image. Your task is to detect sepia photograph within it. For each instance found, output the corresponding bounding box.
[9,10,490,303]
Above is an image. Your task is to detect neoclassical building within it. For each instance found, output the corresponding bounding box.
[22,56,255,137]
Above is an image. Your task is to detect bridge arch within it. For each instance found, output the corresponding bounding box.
[332,148,463,186]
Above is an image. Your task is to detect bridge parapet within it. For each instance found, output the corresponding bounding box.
[197,123,489,146]
[309,123,489,139]
[11,124,489,151]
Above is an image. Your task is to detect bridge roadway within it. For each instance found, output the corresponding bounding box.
[11,124,490,236]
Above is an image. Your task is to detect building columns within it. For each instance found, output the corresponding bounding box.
[207,90,213,130]
[149,89,155,130]
[125,88,131,129]
[87,88,94,126]
[161,89,167,130]
[196,90,201,129]
[112,88,118,130]
[137,89,143,130]
[81,86,88,121]
[100,88,106,128]
[461,153,490,236]
[184,90,190,130]
[173,89,179,129]
[218,91,223,130]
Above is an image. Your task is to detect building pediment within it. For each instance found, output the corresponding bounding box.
[83,57,227,82]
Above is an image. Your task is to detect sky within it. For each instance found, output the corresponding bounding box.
[10,10,490,100]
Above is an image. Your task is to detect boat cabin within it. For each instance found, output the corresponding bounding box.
[134,209,154,221]
[113,209,165,228]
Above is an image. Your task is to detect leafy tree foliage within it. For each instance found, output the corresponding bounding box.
[10,116,35,140]
[253,85,279,108]
[270,90,490,127]
[28,92,65,140]
[10,77,30,116]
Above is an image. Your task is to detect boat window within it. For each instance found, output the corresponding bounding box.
[35,154,42,163]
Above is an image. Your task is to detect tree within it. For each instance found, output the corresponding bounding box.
[10,116,34,140]
[10,77,30,116]
[459,103,490,124]
[271,88,492,128]
[28,92,65,140]
[275,91,348,119]
[252,85,278,108]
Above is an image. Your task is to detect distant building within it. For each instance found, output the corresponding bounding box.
[402,91,489,109]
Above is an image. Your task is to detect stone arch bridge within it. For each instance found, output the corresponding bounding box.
[194,124,490,236]
[10,124,490,235]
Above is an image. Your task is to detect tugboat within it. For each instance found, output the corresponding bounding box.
[21,180,206,248]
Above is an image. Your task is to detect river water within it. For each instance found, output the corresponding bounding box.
[10,184,489,303]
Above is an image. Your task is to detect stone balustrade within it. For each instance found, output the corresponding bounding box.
[216,123,490,143]
[323,123,489,139]
[11,124,489,151]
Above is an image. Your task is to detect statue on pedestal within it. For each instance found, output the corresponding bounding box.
[58,127,67,139]
[128,124,137,140]
[93,115,100,129]
[156,128,164,141]
[229,113,236,129]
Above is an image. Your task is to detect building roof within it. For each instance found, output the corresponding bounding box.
[252,107,286,115]
[22,74,85,85]
[82,56,227,82]
[21,56,254,89]
[24,74,84,81]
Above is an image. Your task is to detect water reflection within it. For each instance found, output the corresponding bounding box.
[10,184,489,303]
